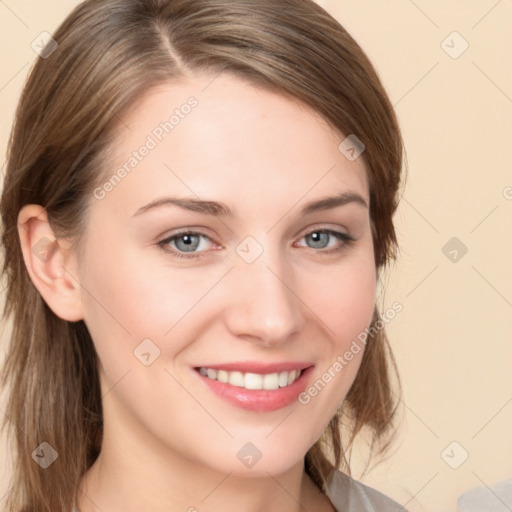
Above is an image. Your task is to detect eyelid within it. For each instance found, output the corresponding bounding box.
[295,222,352,239]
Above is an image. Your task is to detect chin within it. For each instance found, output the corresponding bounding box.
[197,432,313,478]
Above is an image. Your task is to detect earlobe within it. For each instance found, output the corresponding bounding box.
[17,204,84,322]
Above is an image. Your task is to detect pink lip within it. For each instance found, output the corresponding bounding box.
[195,361,313,374]
[193,363,315,413]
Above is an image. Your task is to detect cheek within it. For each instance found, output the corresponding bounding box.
[304,247,377,350]
[295,249,377,407]
[77,235,223,374]
[325,262,376,344]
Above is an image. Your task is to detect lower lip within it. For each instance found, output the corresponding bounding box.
[194,367,314,412]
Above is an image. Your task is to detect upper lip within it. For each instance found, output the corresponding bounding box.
[194,361,314,374]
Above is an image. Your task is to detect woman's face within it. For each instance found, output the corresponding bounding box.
[76,73,376,476]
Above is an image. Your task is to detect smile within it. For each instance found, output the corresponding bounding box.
[198,367,302,390]
[193,361,315,412]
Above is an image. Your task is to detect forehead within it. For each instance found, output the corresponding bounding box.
[96,73,369,216]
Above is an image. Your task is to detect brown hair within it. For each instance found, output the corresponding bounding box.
[0,0,405,510]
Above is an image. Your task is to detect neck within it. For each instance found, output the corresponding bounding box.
[77,448,331,512]
[76,404,334,512]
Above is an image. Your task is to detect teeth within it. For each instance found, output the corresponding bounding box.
[228,371,244,387]
[217,370,229,383]
[199,367,302,390]
[245,373,263,389]
[263,373,279,390]
[278,371,289,387]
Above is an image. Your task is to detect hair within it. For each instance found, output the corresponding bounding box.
[0,0,405,510]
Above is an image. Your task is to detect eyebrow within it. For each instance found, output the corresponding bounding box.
[131,191,368,218]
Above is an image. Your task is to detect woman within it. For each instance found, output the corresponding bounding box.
[0,1,406,510]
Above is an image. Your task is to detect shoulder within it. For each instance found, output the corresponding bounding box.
[324,469,408,512]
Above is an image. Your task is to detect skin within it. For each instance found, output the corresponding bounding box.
[18,73,377,512]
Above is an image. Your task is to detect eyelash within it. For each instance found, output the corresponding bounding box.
[157,228,356,260]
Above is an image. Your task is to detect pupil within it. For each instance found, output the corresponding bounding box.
[176,234,199,252]
[308,231,327,248]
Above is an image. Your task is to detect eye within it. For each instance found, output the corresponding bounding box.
[157,227,355,260]
[296,228,355,254]
[157,231,216,258]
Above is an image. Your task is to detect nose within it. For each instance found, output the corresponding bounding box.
[222,252,306,347]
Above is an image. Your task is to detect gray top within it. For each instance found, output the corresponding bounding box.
[457,478,512,512]
[325,469,407,511]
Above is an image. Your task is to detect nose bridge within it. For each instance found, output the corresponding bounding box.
[225,241,305,343]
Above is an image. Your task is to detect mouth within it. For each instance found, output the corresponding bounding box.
[193,362,314,412]
[196,367,303,391]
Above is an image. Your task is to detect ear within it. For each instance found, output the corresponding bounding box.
[17,204,84,322]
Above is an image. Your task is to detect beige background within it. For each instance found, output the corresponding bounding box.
[1,1,511,511]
